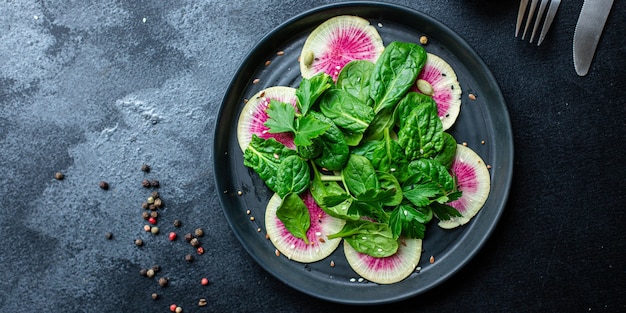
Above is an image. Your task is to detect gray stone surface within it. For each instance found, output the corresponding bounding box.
[1,0,624,312]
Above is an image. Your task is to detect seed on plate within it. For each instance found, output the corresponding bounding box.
[98,181,109,190]
[259,91,265,98]
[198,298,208,307]
[237,190,243,196]
[420,35,428,45]
[152,265,161,273]
[146,269,155,278]
[150,180,160,188]
[264,60,271,66]
[252,78,260,84]
[487,164,492,169]
[276,50,284,56]
[142,179,151,187]
[275,249,280,257]
[201,277,209,285]
[462,142,468,146]
[481,140,485,145]
[184,233,193,242]
[173,219,182,227]
[330,260,335,267]
[151,191,160,199]
[469,93,477,100]
[54,172,64,180]
[318,237,325,243]
[139,268,148,276]
[257,228,261,232]
[142,202,149,209]
[246,209,251,215]
[429,255,435,264]
[249,216,255,221]
[141,211,149,220]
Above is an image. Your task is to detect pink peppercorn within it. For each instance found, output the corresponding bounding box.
[201,277,209,285]
[169,304,177,312]
[168,232,176,241]
[148,217,157,225]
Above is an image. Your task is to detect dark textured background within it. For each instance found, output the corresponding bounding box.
[1,0,624,312]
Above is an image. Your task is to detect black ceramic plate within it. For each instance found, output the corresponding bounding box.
[214,1,513,305]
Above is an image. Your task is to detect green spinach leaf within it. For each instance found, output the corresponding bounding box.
[276,192,311,244]
[328,219,399,258]
[275,155,310,198]
[243,135,297,193]
[296,72,332,116]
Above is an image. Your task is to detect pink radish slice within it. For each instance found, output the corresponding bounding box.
[299,15,384,81]
[265,192,346,263]
[343,237,422,284]
[411,53,462,131]
[438,144,491,229]
[237,86,297,152]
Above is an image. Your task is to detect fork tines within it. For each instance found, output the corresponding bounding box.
[515,0,561,46]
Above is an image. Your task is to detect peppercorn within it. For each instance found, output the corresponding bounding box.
[197,247,204,255]
[152,265,161,273]
[135,239,143,246]
[194,228,204,237]
[54,172,64,180]
[146,269,155,278]
[139,268,148,276]
[99,181,109,190]
[142,212,150,220]
[151,191,160,199]
[168,232,176,241]
[151,293,159,300]
[184,233,193,242]
[150,211,158,218]
[175,307,182,313]
[149,204,156,211]
[142,202,149,209]
[169,304,177,312]
[173,219,181,227]
[190,238,200,247]
[150,180,160,188]
[185,254,193,262]
[150,226,159,235]
[142,179,151,188]
[198,298,207,307]
[154,198,162,208]
[148,217,157,225]
[104,232,113,240]
[141,164,150,173]
[147,196,155,204]
[158,277,168,287]
[201,277,209,285]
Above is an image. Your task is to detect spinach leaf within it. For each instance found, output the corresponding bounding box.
[336,60,375,103]
[276,192,311,244]
[309,111,350,171]
[328,219,399,258]
[433,132,457,169]
[243,135,297,193]
[319,88,375,134]
[352,128,407,175]
[377,171,402,207]
[397,93,444,160]
[310,164,357,220]
[402,159,457,207]
[275,155,310,198]
[369,41,427,114]
[341,154,379,197]
[296,72,332,116]
[264,99,330,147]
[363,106,394,141]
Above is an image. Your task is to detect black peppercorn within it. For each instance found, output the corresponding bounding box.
[141,164,150,173]
[99,181,109,190]
[142,179,151,188]
[150,180,160,188]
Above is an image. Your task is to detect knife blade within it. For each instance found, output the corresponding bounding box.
[573,0,614,76]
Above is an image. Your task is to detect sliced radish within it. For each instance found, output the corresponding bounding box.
[411,53,462,131]
[438,144,491,229]
[265,192,346,263]
[343,237,422,284]
[237,86,298,152]
[299,15,384,81]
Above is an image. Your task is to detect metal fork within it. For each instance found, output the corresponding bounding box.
[515,0,561,46]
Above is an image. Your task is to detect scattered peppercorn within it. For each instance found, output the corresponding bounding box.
[158,277,169,287]
[173,219,181,227]
[152,265,161,273]
[141,164,151,173]
[147,196,155,204]
[151,191,160,199]
[419,35,428,45]
[185,254,193,262]
[154,198,162,208]
[194,228,204,237]
[142,179,151,187]
[104,232,113,240]
[146,269,155,278]
[144,225,152,232]
[54,172,64,180]
[150,211,158,218]
[200,277,209,286]
[168,232,177,241]
[135,239,143,246]
[150,180,160,188]
[139,268,148,276]
[190,238,200,247]
[175,306,182,313]
[142,202,149,210]
[169,304,177,312]
[148,217,157,225]
[99,181,109,190]
[151,293,159,300]
[197,247,204,255]
[184,233,193,242]
[142,212,150,220]
[151,227,159,235]
[198,298,207,307]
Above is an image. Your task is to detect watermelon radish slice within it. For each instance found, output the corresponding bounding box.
[438,144,491,229]
[237,86,298,152]
[265,192,346,263]
[299,15,385,81]
[343,237,422,284]
[411,53,462,131]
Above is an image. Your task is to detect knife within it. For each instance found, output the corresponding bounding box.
[573,0,614,76]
